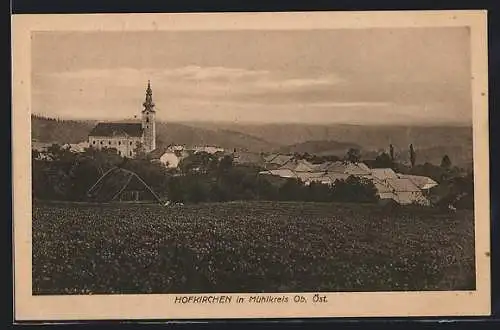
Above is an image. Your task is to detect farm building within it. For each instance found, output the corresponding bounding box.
[294,171,326,183]
[32,141,54,153]
[86,167,162,203]
[279,159,316,172]
[263,154,295,169]
[370,168,398,180]
[259,168,298,179]
[397,174,438,191]
[62,142,89,153]
[233,151,266,167]
[343,162,372,176]
[167,145,185,152]
[258,160,437,206]
[307,172,351,186]
[149,147,189,169]
[32,141,56,160]
[374,177,430,206]
[322,161,372,176]
[192,146,225,154]
[263,153,279,162]
[366,171,437,206]
[158,152,183,169]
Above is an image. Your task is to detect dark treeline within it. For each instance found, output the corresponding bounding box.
[32,144,473,209]
[31,115,96,144]
[166,165,378,204]
[31,113,94,124]
[32,145,379,204]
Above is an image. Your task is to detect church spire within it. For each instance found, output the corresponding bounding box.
[142,80,155,112]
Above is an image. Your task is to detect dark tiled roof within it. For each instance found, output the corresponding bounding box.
[149,147,168,159]
[89,122,143,137]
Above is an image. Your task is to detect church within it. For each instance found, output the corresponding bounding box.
[88,81,156,158]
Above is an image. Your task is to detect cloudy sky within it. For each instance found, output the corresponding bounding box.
[32,28,472,125]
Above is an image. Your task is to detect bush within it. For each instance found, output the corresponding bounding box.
[331,176,379,203]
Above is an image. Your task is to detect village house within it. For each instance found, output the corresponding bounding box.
[32,140,53,153]
[167,145,185,152]
[149,147,190,169]
[157,151,183,169]
[62,142,89,153]
[31,140,55,160]
[258,155,438,206]
[263,154,295,170]
[232,151,266,167]
[192,146,225,155]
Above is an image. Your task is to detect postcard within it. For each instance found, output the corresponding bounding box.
[12,10,490,320]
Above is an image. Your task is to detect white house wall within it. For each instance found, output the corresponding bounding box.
[159,153,181,168]
[88,136,143,158]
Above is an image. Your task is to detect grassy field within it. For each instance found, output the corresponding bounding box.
[32,201,475,295]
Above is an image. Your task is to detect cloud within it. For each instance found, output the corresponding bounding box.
[35,65,346,104]
[41,65,343,89]
[42,66,269,82]
[162,65,270,81]
[308,101,391,108]
[33,65,470,125]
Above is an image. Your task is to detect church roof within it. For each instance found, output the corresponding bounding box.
[89,122,143,138]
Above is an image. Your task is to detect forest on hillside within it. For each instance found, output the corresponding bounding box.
[31,115,473,167]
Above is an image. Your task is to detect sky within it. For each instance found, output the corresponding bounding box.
[31,28,472,125]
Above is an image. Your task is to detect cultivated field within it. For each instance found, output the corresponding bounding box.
[32,201,475,294]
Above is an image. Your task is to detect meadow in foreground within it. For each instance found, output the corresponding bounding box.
[32,201,475,294]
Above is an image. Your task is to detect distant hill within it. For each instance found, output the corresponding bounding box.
[30,115,278,152]
[186,121,473,166]
[31,115,97,144]
[155,122,278,152]
[189,122,473,151]
[30,116,473,167]
[277,140,362,156]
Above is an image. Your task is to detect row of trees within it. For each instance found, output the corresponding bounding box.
[291,145,460,182]
[32,145,171,201]
[167,165,379,204]
[32,144,380,204]
[343,144,453,170]
[32,143,473,209]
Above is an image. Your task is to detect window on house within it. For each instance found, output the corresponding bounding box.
[130,142,133,145]
[130,151,132,156]
[146,118,149,123]
[119,151,121,156]
[92,141,96,145]
[118,141,121,145]
[100,141,103,145]
[109,141,111,145]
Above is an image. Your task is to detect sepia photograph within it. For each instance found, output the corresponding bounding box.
[12,11,490,320]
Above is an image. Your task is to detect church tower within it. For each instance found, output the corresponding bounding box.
[141,80,156,152]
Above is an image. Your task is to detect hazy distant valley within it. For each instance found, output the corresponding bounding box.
[31,115,473,168]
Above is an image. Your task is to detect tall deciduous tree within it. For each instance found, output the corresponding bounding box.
[409,144,416,167]
[441,154,452,169]
[373,152,393,168]
[345,148,361,163]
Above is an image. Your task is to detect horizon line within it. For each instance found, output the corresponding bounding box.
[30,113,473,127]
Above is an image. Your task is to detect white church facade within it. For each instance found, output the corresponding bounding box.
[88,81,156,158]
